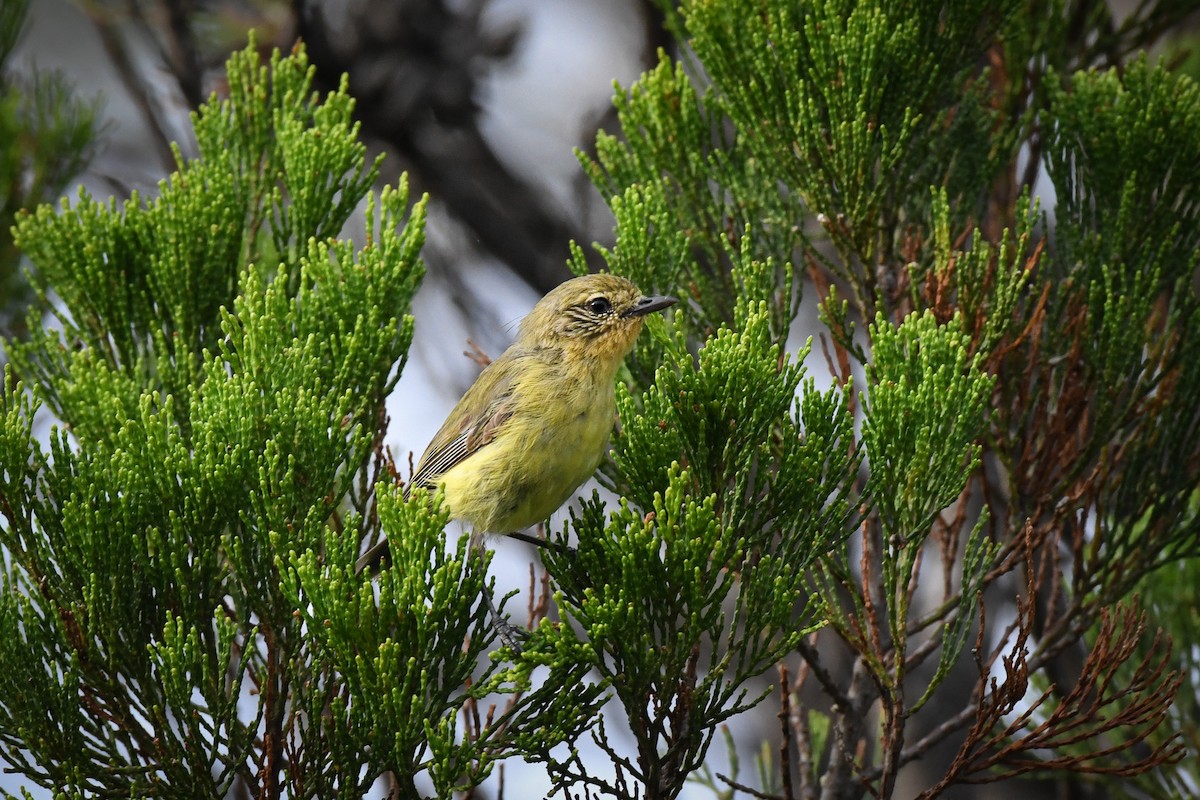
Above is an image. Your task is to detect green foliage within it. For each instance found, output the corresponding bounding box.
[7,42,388,431]
[1044,60,1200,425]
[534,276,858,797]
[1024,60,1200,598]
[3,0,1200,797]
[284,485,608,797]
[574,0,1200,797]
[0,0,101,337]
[923,187,1041,355]
[288,490,492,797]
[1047,59,1200,288]
[685,0,1016,284]
[582,53,803,344]
[806,310,997,713]
[0,38,617,799]
[1022,58,1200,800]
[863,311,992,667]
[0,40,437,797]
[863,312,992,540]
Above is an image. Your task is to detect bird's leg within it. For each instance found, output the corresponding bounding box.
[466,534,531,653]
[485,586,529,653]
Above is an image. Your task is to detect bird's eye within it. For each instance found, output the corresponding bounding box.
[587,297,612,315]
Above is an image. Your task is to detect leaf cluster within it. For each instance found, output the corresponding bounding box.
[0,38,499,798]
[531,282,858,797]
[562,0,1200,797]
[3,0,1200,797]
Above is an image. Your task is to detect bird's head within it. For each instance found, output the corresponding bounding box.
[518,274,676,363]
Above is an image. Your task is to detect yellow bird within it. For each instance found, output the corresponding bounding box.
[356,273,676,573]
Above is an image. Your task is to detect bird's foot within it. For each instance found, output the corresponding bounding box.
[485,588,530,654]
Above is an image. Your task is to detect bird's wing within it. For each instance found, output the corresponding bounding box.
[359,358,520,576]
[406,358,520,494]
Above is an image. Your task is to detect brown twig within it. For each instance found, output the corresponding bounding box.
[777,664,796,800]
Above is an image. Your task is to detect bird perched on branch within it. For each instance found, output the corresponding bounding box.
[356,273,676,574]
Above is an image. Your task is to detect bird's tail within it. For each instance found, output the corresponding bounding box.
[354,537,391,576]
[354,481,413,575]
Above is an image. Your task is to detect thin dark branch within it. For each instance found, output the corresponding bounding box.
[81,1,177,170]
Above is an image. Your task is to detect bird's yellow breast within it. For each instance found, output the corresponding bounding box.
[437,351,617,534]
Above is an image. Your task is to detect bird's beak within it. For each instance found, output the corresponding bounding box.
[624,294,678,318]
